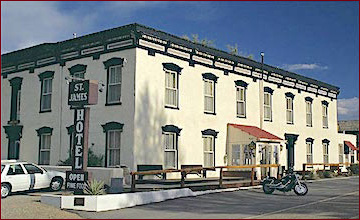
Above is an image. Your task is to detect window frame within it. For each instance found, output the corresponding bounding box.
[106,129,121,167]
[236,86,246,118]
[264,92,272,121]
[164,70,179,109]
[39,133,51,165]
[323,142,329,164]
[203,135,215,167]
[306,101,312,127]
[204,79,215,114]
[286,97,294,124]
[322,104,328,128]
[40,77,53,112]
[163,132,178,169]
[306,142,313,164]
[106,65,122,105]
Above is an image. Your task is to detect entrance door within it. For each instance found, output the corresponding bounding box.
[8,140,20,160]
[260,145,272,177]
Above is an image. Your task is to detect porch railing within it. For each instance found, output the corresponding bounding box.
[130,164,281,192]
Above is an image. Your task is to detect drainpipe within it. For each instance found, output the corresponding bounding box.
[259,52,265,129]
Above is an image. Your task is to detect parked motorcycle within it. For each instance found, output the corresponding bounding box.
[262,172,308,196]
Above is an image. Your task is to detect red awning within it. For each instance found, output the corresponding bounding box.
[344,141,358,151]
[228,123,283,141]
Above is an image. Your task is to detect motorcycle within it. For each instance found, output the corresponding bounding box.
[261,172,308,196]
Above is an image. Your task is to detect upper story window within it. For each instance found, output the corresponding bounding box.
[103,58,124,106]
[36,126,53,165]
[38,71,54,113]
[322,101,329,128]
[305,97,313,127]
[202,129,219,167]
[9,77,23,122]
[285,92,295,124]
[235,80,248,118]
[162,125,182,169]
[101,122,124,167]
[163,63,182,109]
[264,87,273,121]
[68,64,87,81]
[202,73,218,114]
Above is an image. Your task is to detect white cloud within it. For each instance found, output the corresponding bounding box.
[282,63,329,71]
[338,97,359,120]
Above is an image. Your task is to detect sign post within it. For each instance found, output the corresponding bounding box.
[66,80,98,194]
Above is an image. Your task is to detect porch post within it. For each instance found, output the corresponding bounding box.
[285,133,299,173]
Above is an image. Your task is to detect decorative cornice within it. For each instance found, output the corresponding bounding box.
[201,129,219,138]
[306,137,314,143]
[101,121,124,132]
[322,138,330,144]
[264,87,274,95]
[321,100,329,107]
[162,63,182,73]
[103,57,124,69]
[162,124,182,135]
[38,71,54,81]
[202,73,218,83]
[36,126,53,136]
[285,92,295,99]
[68,64,87,75]
[234,80,248,88]
[305,97,313,103]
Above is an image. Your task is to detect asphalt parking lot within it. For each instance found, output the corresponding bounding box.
[1,176,359,219]
[74,176,359,219]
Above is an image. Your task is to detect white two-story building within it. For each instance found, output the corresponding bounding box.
[1,23,357,178]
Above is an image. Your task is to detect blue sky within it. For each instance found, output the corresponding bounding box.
[1,1,358,120]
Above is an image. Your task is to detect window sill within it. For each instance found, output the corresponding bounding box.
[306,125,313,127]
[105,102,122,106]
[264,119,272,122]
[287,122,294,125]
[237,115,246,119]
[7,120,20,124]
[165,105,179,110]
[39,109,52,113]
[204,111,216,115]
[323,127,329,129]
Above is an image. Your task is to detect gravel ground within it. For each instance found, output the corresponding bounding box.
[1,193,82,219]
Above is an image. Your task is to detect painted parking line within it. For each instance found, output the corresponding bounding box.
[245,191,358,219]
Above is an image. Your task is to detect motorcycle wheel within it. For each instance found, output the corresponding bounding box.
[294,183,308,196]
[262,183,275,194]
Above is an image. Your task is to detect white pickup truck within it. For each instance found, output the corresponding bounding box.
[1,160,66,198]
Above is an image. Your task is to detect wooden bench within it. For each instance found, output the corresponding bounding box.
[137,165,166,180]
[181,165,211,178]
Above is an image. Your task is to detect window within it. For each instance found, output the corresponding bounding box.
[16,89,21,120]
[203,136,214,167]
[23,164,43,174]
[322,101,329,128]
[231,144,241,165]
[73,71,85,81]
[165,70,178,107]
[264,93,272,121]
[101,121,124,167]
[107,130,121,167]
[7,164,25,175]
[306,101,312,127]
[41,78,52,112]
[339,144,344,163]
[323,142,329,164]
[236,87,246,117]
[243,145,255,165]
[107,65,122,104]
[39,134,51,165]
[286,97,294,124]
[231,144,255,165]
[350,149,355,163]
[204,79,215,113]
[306,142,313,164]
[164,132,177,169]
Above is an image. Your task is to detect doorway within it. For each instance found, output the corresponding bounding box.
[260,145,272,177]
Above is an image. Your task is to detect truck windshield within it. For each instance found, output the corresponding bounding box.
[1,165,4,173]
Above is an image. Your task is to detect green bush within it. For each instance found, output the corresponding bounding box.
[307,169,319,180]
[323,171,334,178]
[58,148,104,167]
[348,164,359,175]
[83,179,106,195]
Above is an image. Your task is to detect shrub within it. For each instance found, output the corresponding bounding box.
[58,148,104,167]
[348,164,359,175]
[83,179,106,195]
[307,169,319,180]
[323,171,334,178]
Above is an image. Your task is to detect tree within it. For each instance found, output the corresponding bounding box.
[182,34,215,47]
[226,43,254,60]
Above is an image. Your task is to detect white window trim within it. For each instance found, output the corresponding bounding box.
[107,129,121,167]
[164,70,178,108]
[164,132,177,169]
[286,97,294,124]
[264,92,272,121]
[322,105,328,128]
[306,142,313,164]
[39,133,51,165]
[41,78,52,111]
[107,65,122,104]
[323,143,329,163]
[236,86,246,117]
[204,79,215,113]
[306,101,312,127]
[203,135,214,167]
